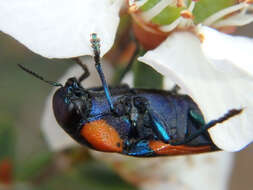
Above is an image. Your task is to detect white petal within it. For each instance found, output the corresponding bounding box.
[122,72,134,87]
[41,57,114,151]
[91,151,234,190]
[201,26,253,77]
[138,31,253,151]
[0,0,123,58]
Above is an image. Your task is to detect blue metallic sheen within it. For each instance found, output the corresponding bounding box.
[95,62,114,111]
[151,115,170,143]
[126,140,154,156]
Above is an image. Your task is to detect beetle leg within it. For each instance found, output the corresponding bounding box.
[189,109,205,126]
[134,97,171,143]
[74,58,90,83]
[90,34,115,112]
[170,84,181,95]
[148,109,171,143]
[113,96,132,116]
[170,108,243,146]
[123,139,155,157]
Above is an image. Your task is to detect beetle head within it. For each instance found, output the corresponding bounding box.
[53,77,91,132]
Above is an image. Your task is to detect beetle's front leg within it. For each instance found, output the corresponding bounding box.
[74,58,90,83]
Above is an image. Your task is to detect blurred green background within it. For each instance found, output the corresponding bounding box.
[0,23,253,189]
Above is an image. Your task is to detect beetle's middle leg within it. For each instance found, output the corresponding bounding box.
[133,97,171,143]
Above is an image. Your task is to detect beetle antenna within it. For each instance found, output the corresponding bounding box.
[18,64,63,87]
[90,33,114,111]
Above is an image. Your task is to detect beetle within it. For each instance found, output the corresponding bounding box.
[18,34,242,157]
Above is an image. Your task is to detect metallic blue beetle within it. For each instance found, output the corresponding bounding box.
[18,34,242,157]
[51,75,241,157]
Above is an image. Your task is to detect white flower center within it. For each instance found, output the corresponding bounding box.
[129,0,253,33]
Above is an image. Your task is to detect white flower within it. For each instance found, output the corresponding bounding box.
[0,0,124,58]
[1,0,253,151]
[90,150,234,190]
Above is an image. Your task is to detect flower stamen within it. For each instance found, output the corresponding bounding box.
[159,1,195,32]
[203,2,251,26]
[159,17,182,32]
[129,0,148,12]
[177,0,184,7]
[180,10,194,19]
[140,0,176,22]
[130,0,253,38]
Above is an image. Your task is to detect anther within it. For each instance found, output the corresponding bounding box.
[180,10,194,19]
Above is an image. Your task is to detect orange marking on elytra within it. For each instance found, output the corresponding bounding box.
[149,141,212,155]
[81,120,123,153]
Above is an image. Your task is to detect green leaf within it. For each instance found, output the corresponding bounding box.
[112,66,127,86]
[193,0,236,23]
[133,50,163,89]
[112,48,163,89]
